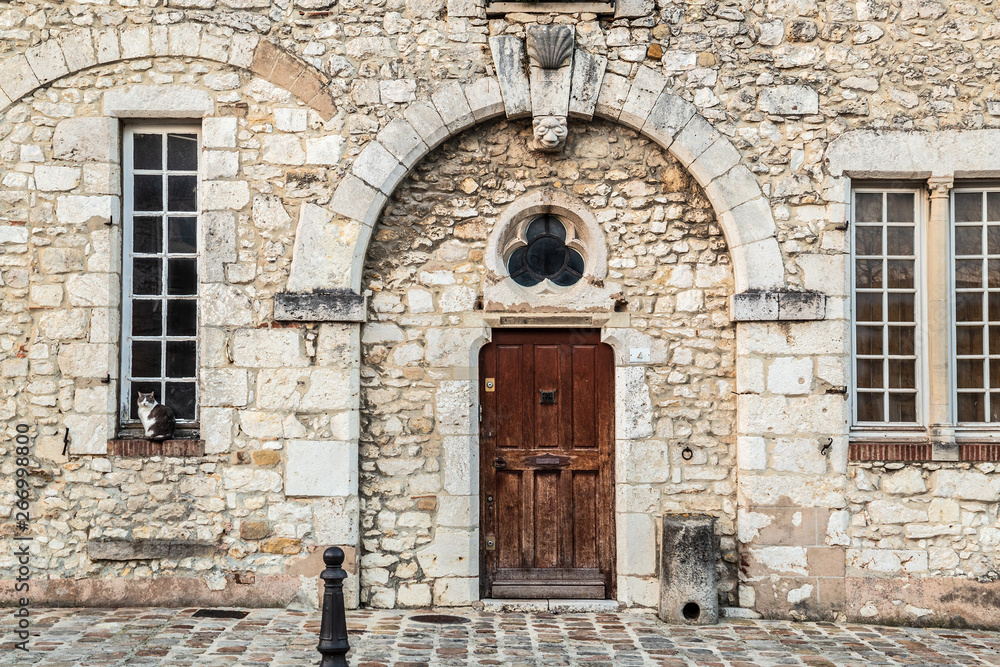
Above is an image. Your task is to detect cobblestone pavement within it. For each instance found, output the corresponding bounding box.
[2,607,1000,666]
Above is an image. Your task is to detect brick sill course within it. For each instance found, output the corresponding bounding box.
[108,439,205,457]
[850,442,1000,462]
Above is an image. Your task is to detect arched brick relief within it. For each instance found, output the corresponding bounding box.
[286,71,788,305]
[0,28,336,120]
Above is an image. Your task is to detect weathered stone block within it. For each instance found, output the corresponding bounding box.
[274,290,366,322]
[0,54,40,102]
[352,141,405,194]
[233,329,309,368]
[464,77,505,121]
[103,85,213,118]
[431,81,475,132]
[619,66,666,131]
[285,440,357,497]
[490,36,531,119]
[567,50,607,121]
[758,85,819,115]
[659,514,718,625]
[88,539,216,561]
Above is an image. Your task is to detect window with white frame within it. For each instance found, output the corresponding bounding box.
[952,189,1000,424]
[852,189,920,426]
[121,126,200,428]
[851,184,1000,433]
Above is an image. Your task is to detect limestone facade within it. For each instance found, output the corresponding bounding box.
[0,0,998,628]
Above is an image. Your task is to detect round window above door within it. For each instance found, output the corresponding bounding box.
[506,215,586,288]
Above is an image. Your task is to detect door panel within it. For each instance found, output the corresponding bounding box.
[480,329,615,599]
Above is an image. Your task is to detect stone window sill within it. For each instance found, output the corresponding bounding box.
[107,438,205,457]
[849,442,1000,462]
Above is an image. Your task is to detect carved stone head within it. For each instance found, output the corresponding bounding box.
[532,116,568,151]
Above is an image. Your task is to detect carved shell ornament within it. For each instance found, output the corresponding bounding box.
[526,25,574,69]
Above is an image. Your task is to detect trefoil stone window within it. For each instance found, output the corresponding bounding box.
[506,214,585,288]
[120,126,200,429]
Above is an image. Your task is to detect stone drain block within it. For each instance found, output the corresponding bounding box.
[658,514,719,625]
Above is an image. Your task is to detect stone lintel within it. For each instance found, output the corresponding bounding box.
[730,291,826,322]
[274,290,366,322]
[88,539,217,561]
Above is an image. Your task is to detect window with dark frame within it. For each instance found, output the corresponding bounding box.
[121,127,200,429]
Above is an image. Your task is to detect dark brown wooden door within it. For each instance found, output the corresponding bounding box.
[480,329,615,599]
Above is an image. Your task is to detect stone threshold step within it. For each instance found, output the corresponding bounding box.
[478,599,622,613]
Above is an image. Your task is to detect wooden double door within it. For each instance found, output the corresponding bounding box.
[479,329,615,599]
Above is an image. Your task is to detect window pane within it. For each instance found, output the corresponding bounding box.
[992,394,1000,421]
[168,217,197,253]
[855,193,882,222]
[886,227,914,256]
[991,293,1000,321]
[989,259,1000,288]
[133,258,162,295]
[957,293,983,322]
[167,133,198,171]
[956,326,984,355]
[958,360,984,389]
[856,359,883,389]
[134,175,162,211]
[857,393,884,422]
[166,382,197,421]
[133,134,162,170]
[988,226,1000,254]
[167,300,198,336]
[992,361,1000,389]
[955,192,983,222]
[989,193,1000,222]
[166,341,196,378]
[167,258,198,295]
[855,226,882,256]
[526,236,567,277]
[167,175,197,211]
[991,326,1000,354]
[955,226,982,255]
[131,341,161,378]
[129,381,161,420]
[887,293,914,322]
[888,394,917,422]
[959,393,985,422]
[888,359,915,389]
[856,326,883,355]
[132,300,163,337]
[855,259,882,288]
[955,259,983,289]
[856,293,883,322]
[888,327,914,356]
[133,216,162,254]
[886,193,915,223]
[886,260,913,289]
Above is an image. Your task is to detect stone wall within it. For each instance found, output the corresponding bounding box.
[0,0,997,625]
[359,117,737,608]
[0,56,360,605]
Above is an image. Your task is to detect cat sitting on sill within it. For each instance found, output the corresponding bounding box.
[136,391,176,441]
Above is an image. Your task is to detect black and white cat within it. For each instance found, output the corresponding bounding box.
[136,391,176,441]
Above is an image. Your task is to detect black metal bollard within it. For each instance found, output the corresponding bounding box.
[317,546,350,667]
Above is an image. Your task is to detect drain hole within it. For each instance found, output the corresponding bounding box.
[411,614,469,624]
[682,602,700,621]
[192,609,249,619]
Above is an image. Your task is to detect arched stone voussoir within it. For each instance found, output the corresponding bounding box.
[0,28,338,121]
[289,74,790,310]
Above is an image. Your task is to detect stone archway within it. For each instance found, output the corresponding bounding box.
[0,30,337,120]
[284,69,787,302]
